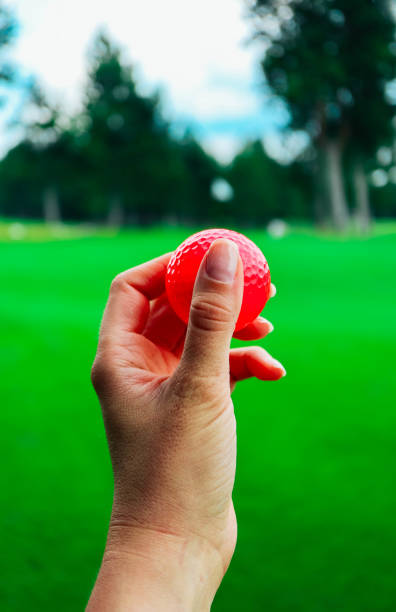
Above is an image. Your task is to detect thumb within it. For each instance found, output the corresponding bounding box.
[177,239,243,384]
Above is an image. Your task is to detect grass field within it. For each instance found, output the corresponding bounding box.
[1,224,396,611]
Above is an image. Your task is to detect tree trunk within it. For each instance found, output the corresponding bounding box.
[43,186,61,224]
[323,139,349,232]
[353,160,371,234]
[108,194,124,227]
[314,149,328,227]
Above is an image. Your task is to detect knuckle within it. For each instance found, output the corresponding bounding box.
[190,294,234,332]
[110,273,126,294]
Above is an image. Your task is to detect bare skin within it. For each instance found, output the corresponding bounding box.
[87,239,285,611]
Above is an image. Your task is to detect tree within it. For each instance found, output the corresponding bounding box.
[226,139,310,224]
[247,0,396,231]
[0,30,224,226]
[178,133,221,224]
[0,3,16,94]
[0,141,40,218]
[0,71,102,223]
[79,33,185,224]
[1,80,85,222]
[226,140,283,224]
[0,7,32,218]
[24,83,67,222]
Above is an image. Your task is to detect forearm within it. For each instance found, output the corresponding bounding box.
[86,524,223,611]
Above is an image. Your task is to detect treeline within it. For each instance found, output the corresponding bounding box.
[1,1,396,229]
[0,34,311,227]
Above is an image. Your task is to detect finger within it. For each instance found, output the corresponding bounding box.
[233,316,274,341]
[99,253,172,340]
[230,346,286,382]
[143,293,187,352]
[176,239,243,384]
[270,283,276,298]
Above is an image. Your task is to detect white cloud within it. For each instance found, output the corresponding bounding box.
[8,0,257,112]
[1,0,283,159]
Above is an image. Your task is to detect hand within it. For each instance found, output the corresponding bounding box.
[88,239,285,611]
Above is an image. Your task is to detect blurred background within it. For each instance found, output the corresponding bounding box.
[1,0,396,610]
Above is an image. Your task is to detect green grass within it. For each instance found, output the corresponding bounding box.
[1,224,396,611]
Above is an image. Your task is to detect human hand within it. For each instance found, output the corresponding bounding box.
[88,239,285,611]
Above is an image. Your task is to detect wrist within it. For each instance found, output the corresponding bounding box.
[88,522,224,611]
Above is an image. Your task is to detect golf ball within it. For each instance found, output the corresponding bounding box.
[166,228,271,332]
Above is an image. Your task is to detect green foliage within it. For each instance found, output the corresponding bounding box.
[2,19,396,226]
[0,33,228,225]
[0,142,41,217]
[247,0,396,228]
[371,181,396,218]
[81,34,176,221]
[227,141,282,223]
[178,133,221,222]
[226,140,311,223]
[0,81,85,220]
[250,0,396,153]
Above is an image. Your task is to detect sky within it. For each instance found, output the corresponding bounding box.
[1,0,292,162]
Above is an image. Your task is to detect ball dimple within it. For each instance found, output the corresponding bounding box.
[166,228,271,332]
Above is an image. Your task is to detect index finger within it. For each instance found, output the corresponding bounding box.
[99,252,172,339]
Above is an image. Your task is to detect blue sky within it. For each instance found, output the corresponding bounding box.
[1,0,291,162]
